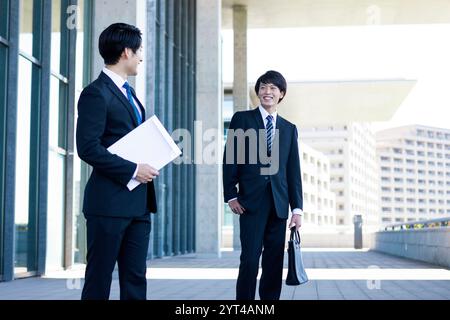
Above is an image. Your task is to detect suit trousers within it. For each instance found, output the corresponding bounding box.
[236,183,287,300]
[81,214,151,300]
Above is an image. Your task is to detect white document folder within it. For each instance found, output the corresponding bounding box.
[107,115,182,191]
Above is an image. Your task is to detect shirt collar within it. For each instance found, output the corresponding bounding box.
[258,105,277,123]
[103,67,127,90]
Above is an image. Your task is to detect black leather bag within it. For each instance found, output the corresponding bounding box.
[286,227,308,286]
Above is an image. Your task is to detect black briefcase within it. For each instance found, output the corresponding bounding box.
[286,227,309,286]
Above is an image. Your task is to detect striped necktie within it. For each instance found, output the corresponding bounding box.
[266,114,274,156]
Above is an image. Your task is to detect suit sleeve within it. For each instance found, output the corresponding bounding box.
[222,112,241,202]
[287,125,303,210]
[76,86,137,186]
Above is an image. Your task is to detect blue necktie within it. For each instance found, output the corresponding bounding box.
[122,81,142,125]
[266,114,274,156]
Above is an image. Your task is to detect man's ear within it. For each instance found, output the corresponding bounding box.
[122,48,131,59]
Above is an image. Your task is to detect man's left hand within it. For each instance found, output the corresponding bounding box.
[289,214,302,231]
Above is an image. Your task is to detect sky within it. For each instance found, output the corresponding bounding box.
[222,24,450,132]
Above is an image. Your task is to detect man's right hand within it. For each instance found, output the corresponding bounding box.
[228,199,246,215]
[135,164,159,184]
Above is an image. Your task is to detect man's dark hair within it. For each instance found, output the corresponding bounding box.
[255,70,287,102]
[99,23,142,65]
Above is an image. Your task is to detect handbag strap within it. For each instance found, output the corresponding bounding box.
[290,227,301,243]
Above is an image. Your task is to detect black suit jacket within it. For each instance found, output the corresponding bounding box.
[222,108,302,219]
[76,71,157,217]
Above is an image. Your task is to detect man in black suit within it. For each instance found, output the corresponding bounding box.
[223,70,303,300]
[76,23,158,300]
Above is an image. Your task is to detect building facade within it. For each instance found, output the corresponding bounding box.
[300,142,336,227]
[299,123,380,230]
[377,125,450,225]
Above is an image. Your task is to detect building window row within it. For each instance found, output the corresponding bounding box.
[416,129,450,140]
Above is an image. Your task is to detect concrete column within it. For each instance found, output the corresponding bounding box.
[232,4,248,250]
[91,0,146,107]
[233,5,248,111]
[195,0,222,257]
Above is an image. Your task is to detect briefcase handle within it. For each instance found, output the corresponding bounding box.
[289,226,301,244]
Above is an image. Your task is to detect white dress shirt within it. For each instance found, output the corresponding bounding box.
[102,67,140,181]
[102,67,142,119]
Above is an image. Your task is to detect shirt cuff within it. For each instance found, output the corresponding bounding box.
[292,208,303,216]
[228,197,237,203]
[129,164,139,183]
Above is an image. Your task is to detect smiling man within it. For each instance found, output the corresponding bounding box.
[223,70,304,300]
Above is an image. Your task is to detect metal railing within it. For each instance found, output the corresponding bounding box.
[383,217,450,231]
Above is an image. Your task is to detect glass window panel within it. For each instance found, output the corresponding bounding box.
[46,150,65,270]
[51,0,61,73]
[58,83,67,149]
[223,204,233,226]
[19,0,34,56]
[47,72,66,270]
[0,0,8,39]
[73,0,86,265]
[49,76,60,148]
[0,44,6,113]
[0,44,6,276]
[156,0,160,20]
[49,75,67,150]
[15,56,36,274]
[74,0,84,92]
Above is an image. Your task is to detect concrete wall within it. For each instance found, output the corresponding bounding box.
[371,227,450,268]
[222,228,376,249]
[301,232,375,249]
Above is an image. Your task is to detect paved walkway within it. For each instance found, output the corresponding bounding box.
[0,249,449,300]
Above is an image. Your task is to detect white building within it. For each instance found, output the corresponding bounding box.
[376,125,450,225]
[299,124,380,230]
[300,142,336,227]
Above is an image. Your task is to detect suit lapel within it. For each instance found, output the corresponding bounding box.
[99,72,139,127]
[252,107,272,159]
[251,108,265,130]
[275,115,287,154]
